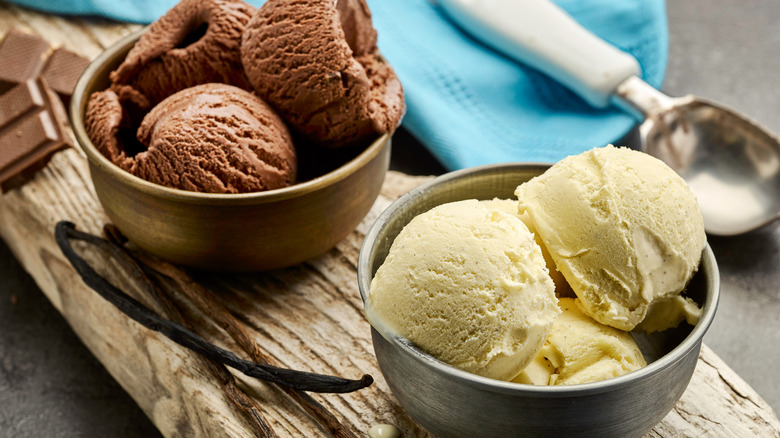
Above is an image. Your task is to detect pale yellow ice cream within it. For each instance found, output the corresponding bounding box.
[482,199,573,297]
[513,298,647,385]
[515,146,706,331]
[637,295,701,333]
[367,199,560,381]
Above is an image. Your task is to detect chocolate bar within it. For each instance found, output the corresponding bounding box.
[0,28,89,192]
[0,28,51,94]
[41,47,90,107]
[0,78,71,192]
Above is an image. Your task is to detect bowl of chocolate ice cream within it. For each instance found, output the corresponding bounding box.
[358,154,720,437]
[70,0,404,271]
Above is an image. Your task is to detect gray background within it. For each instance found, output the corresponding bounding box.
[1,1,779,436]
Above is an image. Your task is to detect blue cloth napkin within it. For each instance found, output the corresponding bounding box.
[8,0,667,169]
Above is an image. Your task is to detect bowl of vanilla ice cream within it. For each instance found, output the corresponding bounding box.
[357,147,719,438]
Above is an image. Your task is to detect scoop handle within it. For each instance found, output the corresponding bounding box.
[437,0,640,108]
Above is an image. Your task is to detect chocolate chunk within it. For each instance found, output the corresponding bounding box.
[41,47,90,107]
[0,29,78,192]
[0,29,51,94]
[0,78,71,192]
[0,78,44,127]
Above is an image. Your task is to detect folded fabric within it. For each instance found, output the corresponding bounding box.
[367,0,668,169]
[3,0,245,24]
[6,0,667,169]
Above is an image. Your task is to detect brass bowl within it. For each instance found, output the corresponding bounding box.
[357,163,720,438]
[70,29,391,271]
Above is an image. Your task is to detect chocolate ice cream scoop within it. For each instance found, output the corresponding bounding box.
[241,0,405,148]
[111,0,255,105]
[336,0,378,57]
[84,84,151,172]
[86,83,296,194]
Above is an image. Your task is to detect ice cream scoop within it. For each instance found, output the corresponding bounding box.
[513,298,647,386]
[240,0,405,148]
[437,0,780,236]
[367,199,559,381]
[480,198,571,297]
[111,0,255,105]
[86,83,296,194]
[83,84,151,171]
[515,146,706,331]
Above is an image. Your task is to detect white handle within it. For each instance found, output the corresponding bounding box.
[437,0,641,108]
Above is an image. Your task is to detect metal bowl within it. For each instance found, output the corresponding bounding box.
[357,163,720,438]
[70,28,391,271]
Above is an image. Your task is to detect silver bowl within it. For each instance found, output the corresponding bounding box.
[357,163,719,438]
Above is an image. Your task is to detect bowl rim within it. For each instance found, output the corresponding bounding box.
[357,162,721,396]
[69,27,391,206]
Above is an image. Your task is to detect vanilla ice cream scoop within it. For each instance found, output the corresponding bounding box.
[367,199,559,381]
[513,298,647,386]
[482,198,573,297]
[516,146,706,331]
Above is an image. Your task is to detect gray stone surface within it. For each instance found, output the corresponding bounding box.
[1,1,778,436]
[0,239,162,438]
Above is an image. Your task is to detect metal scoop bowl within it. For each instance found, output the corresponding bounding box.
[438,0,780,235]
[616,78,780,235]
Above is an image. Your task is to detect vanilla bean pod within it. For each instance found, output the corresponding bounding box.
[149,275,278,437]
[122,243,358,438]
[55,221,373,394]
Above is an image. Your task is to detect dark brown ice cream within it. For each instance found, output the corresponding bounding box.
[84,84,151,171]
[86,83,296,194]
[240,0,405,148]
[336,0,378,56]
[85,0,404,194]
[111,0,255,105]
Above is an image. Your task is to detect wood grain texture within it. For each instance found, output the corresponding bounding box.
[0,4,779,437]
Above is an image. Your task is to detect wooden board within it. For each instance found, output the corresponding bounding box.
[1,5,779,437]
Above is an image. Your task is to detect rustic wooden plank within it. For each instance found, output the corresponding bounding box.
[0,3,140,59]
[649,346,780,437]
[0,5,779,438]
[0,150,260,438]
[2,151,779,437]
